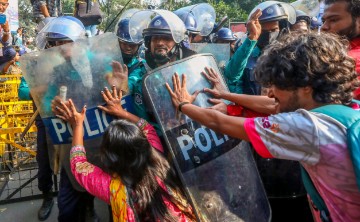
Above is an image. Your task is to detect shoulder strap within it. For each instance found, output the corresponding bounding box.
[127,59,144,75]
[312,102,360,191]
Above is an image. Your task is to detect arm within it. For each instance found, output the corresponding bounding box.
[166,73,321,164]
[181,103,249,141]
[222,93,276,115]
[2,60,15,74]
[224,9,262,94]
[57,99,112,204]
[203,66,276,115]
[166,73,249,141]
[224,38,257,92]
[40,4,50,17]
[1,21,10,44]
[98,86,164,153]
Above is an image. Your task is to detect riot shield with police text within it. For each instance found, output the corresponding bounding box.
[143,54,271,222]
[21,33,135,191]
[21,33,134,145]
[190,43,230,71]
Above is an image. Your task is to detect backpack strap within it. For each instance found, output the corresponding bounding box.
[312,102,360,190]
[300,167,331,222]
[300,101,360,221]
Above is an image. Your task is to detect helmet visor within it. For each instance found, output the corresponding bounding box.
[36,17,86,50]
[129,9,186,44]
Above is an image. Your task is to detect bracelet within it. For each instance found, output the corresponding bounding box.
[178,102,190,113]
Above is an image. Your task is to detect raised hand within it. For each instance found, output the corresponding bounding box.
[51,96,70,116]
[202,67,227,99]
[98,85,127,119]
[55,99,86,128]
[165,73,200,109]
[247,9,262,41]
[105,61,129,93]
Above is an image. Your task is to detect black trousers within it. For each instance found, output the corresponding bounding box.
[35,118,53,193]
[57,168,95,222]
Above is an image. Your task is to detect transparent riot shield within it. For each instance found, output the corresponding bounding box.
[291,0,320,17]
[190,43,230,71]
[174,3,216,36]
[143,54,271,222]
[21,32,134,145]
[21,33,135,191]
[129,9,186,44]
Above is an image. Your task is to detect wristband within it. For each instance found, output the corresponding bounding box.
[178,102,190,113]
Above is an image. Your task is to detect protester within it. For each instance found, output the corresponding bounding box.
[321,0,360,99]
[13,27,23,46]
[0,0,11,48]
[166,31,360,222]
[56,86,196,222]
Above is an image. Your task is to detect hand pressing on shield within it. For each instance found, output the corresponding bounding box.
[202,67,227,99]
[165,73,248,140]
[55,99,86,129]
[165,73,200,112]
[98,85,140,123]
[105,61,129,93]
[51,96,70,116]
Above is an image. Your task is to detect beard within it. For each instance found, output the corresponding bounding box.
[338,18,358,39]
[278,91,301,113]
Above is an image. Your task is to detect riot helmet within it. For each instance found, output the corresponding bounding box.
[36,16,86,50]
[248,1,296,49]
[116,18,143,63]
[295,10,310,25]
[128,10,188,68]
[174,10,199,35]
[290,10,311,32]
[212,28,236,43]
[143,15,181,67]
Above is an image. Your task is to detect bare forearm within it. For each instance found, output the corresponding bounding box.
[72,125,84,146]
[40,5,50,17]
[181,104,249,141]
[2,32,9,42]
[222,93,276,114]
[114,111,140,124]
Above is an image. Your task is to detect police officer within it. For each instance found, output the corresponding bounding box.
[174,10,200,45]
[224,2,296,95]
[291,10,311,32]
[142,15,196,69]
[38,16,100,222]
[212,27,237,56]
[126,10,196,135]
[115,16,150,124]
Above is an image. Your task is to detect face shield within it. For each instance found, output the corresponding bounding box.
[128,9,186,44]
[36,16,86,50]
[174,3,216,37]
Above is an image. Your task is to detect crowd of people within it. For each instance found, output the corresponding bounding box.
[0,0,359,221]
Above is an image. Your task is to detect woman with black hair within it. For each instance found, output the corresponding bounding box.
[56,86,195,222]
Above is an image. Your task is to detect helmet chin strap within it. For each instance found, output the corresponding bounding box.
[153,44,179,66]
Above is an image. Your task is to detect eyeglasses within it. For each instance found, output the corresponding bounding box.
[0,2,9,6]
